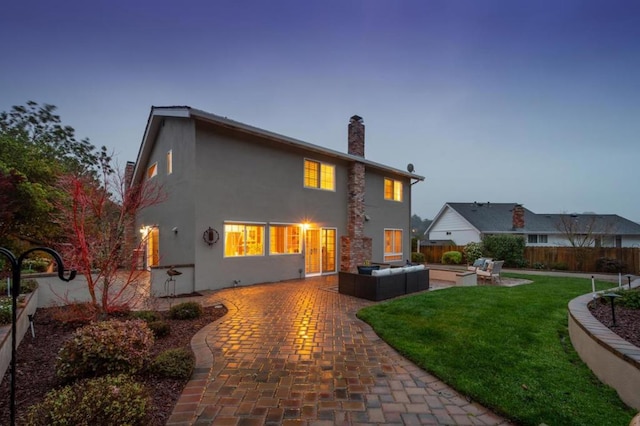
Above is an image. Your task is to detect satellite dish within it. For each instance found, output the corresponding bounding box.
[407,163,414,173]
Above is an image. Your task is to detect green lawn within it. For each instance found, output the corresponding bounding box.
[357,274,637,426]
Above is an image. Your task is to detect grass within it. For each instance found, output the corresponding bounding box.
[357,273,637,426]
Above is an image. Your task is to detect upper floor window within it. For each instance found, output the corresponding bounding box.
[147,162,158,179]
[270,224,301,254]
[384,229,403,261]
[224,223,265,257]
[166,150,173,175]
[304,159,335,191]
[384,178,403,202]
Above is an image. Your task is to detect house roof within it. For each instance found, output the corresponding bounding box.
[427,202,640,235]
[132,106,425,185]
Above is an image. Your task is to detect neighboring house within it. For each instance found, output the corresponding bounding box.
[128,107,424,295]
[425,202,640,247]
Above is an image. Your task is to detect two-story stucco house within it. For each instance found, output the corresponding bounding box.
[128,107,423,295]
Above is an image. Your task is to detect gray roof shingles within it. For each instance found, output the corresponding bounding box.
[446,202,640,235]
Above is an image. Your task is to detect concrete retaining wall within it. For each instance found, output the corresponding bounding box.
[568,288,640,410]
[0,288,38,381]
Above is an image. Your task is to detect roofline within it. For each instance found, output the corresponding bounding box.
[132,106,426,185]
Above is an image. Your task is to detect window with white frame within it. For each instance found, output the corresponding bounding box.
[304,159,335,191]
[224,223,265,257]
[384,229,403,261]
[384,178,402,202]
[269,224,301,254]
[527,234,548,244]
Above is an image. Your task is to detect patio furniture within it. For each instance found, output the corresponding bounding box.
[338,265,430,301]
[476,260,504,284]
[467,257,492,272]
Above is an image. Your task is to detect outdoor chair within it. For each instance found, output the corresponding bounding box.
[467,257,492,272]
[476,260,504,284]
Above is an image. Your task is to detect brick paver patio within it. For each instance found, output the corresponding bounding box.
[166,276,510,425]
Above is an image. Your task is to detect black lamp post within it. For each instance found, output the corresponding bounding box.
[602,293,622,327]
[0,247,75,426]
[625,274,633,289]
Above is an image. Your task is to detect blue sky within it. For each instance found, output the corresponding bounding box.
[2,0,639,222]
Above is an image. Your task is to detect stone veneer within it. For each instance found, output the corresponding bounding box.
[340,116,372,273]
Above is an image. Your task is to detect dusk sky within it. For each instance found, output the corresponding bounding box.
[2,1,639,222]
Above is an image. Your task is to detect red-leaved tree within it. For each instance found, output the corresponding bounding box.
[55,160,164,315]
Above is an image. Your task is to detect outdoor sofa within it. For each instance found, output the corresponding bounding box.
[338,264,430,301]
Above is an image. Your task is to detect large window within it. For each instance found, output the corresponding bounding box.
[384,178,402,202]
[224,223,265,257]
[384,229,403,261]
[270,225,301,254]
[304,159,335,191]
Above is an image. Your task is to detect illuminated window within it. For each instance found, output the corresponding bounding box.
[166,150,172,175]
[147,162,158,179]
[224,223,265,257]
[384,229,403,261]
[384,178,402,201]
[304,159,335,190]
[270,225,301,254]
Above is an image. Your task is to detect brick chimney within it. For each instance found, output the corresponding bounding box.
[341,115,372,272]
[124,161,137,263]
[348,115,365,157]
[512,204,525,229]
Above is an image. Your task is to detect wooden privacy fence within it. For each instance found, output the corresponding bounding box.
[419,245,640,275]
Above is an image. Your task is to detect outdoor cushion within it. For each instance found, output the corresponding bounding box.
[372,268,391,276]
[472,258,486,267]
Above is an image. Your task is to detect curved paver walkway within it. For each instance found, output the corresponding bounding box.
[166,276,510,425]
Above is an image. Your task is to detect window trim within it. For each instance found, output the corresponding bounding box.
[303,158,336,191]
[384,178,403,202]
[383,228,403,262]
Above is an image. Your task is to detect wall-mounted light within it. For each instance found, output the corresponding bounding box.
[203,227,219,246]
[364,215,371,221]
[172,227,178,234]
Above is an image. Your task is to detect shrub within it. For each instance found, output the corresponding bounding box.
[442,251,462,265]
[21,257,50,273]
[411,252,425,263]
[169,301,203,320]
[532,262,546,270]
[131,310,162,322]
[463,242,484,264]
[0,278,38,295]
[550,262,569,271]
[26,374,149,426]
[149,348,194,380]
[56,319,154,381]
[482,235,526,267]
[595,257,627,273]
[0,298,10,325]
[615,289,640,309]
[148,320,171,338]
[51,302,98,326]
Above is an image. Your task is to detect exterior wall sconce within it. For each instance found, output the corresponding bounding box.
[203,227,219,246]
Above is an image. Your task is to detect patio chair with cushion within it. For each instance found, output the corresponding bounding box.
[476,260,504,284]
[467,257,492,272]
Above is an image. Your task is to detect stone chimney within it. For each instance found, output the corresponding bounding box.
[341,115,372,272]
[512,204,525,229]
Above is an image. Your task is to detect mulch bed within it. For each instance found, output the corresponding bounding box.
[0,304,227,425]
[589,298,640,348]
